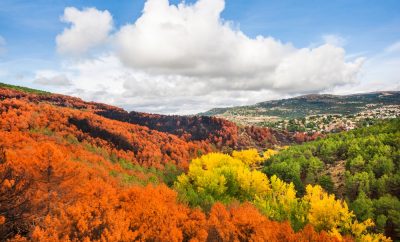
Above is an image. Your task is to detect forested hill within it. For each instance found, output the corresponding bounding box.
[201,91,400,119]
[0,82,318,151]
[263,119,400,240]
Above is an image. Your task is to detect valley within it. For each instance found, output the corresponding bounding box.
[0,83,397,241]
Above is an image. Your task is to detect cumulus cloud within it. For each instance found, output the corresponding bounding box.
[114,0,363,93]
[52,0,367,114]
[56,7,113,56]
[46,54,283,114]
[273,45,364,92]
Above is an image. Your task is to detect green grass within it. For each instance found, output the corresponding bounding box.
[29,127,55,136]
[0,82,51,95]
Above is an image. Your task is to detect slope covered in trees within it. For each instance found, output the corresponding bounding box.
[0,83,393,241]
[0,136,388,241]
[0,83,316,152]
[262,119,400,240]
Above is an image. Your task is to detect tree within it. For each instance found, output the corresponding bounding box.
[175,152,270,209]
[232,149,263,166]
[0,147,32,239]
[350,191,374,222]
[303,185,354,234]
[318,175,334,194]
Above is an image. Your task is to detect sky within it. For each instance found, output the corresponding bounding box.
[0,0,399,114]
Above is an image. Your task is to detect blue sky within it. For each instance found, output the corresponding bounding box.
[1,0,399,58]
[0,0,399,114]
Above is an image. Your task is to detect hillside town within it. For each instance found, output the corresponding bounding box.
[263,105,400,133]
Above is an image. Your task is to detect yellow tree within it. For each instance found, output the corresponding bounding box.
[303,184,354,234]
[302,185,390,241]
[175,152,270,208]
[232,149,264,166]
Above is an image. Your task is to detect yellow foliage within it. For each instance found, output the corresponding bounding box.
[263,149,279,160]
[351,219,375,238]
[302,185,390,241]
[329,228,343,241]
[236,166,270,198]
[232,149,263,166]
[303,185,354,234]
[351,219,392,242]
[269,175,297,204]
[254,175,301,223]
[176,151,390,241]
[175,151,270,205]
[358,233,392,242]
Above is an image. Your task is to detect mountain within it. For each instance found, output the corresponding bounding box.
[200,92,400,132]
[201,92,400,118]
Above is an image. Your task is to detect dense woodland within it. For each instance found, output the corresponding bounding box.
[263,119,400,240]
[0,85,318,151]
[0,85,396,241]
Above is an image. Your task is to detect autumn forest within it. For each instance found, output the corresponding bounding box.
[0,84,397,242]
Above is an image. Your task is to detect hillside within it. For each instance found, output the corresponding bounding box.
[202,92,400,118]
[0,83,319,151]
[201,92,400,132]
[0,83,392,241]
[263,119,400,240]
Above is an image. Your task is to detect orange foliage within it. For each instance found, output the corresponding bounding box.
[0,88,315,153]
[0,97,211,169]
[0,87,351,241]
[207,202,347,242]
[0,135,348,241]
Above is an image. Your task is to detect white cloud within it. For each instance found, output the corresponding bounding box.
[50,0,369,114]
[56,7,113,56]
[273,44,364,92]
[43,54,284,114]
[114,0,363,93]
[34,70,72,86]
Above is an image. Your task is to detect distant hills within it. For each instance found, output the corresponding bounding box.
[200,92,400,131]
[201,92,400,119]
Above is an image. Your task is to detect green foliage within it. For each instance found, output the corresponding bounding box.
[64,134,80,145]
[261,119,400,240]
[118,158,135,170]
[318,175,334,194]
[0,82,51,95]
[373,195,400,238]
[350,192,374,222]
[162,163,184,187]
[29,127,55,136]
[174,150,388,240]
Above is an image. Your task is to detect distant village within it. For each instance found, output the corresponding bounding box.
[265,105,400,133]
